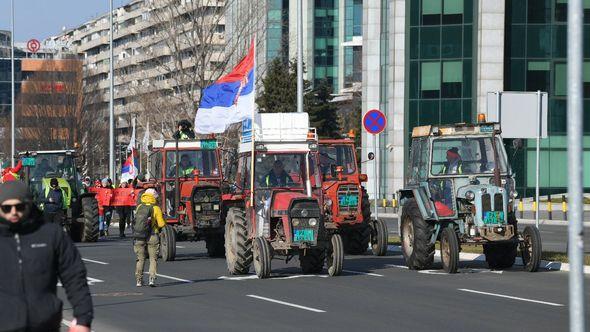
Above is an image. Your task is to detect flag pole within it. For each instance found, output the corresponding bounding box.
[249,36,256,204]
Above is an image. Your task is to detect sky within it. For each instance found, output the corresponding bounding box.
[0,0,129,42]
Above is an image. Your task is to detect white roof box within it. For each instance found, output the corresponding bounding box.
[253,113,311,142]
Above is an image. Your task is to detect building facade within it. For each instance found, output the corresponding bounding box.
[363,0,590,199]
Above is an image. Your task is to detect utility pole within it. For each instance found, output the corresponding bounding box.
[567,0,586,331]
[10,0,15,167]
[109,0,115,180]
[296,0,303,113]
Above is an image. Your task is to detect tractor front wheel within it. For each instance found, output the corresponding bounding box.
[370,218,388,256]
[327,234,344,276]
[225,208,252,275]
[206,233,225,258]
[521,226,542,272]
[440,227,459,274]
[253,237,272,279]
[80,197,99,243]
[159,225,176,262]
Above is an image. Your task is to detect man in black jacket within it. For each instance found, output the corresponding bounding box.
[0,181,93,332]
[43,178,65,225]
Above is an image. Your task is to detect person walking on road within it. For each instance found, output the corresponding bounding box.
[42,178,66,226]
[0,181,93,332]
[116,182,132,238]
[133,188,165,287]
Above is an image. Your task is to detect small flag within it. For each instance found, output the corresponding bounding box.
[142,120,150,154]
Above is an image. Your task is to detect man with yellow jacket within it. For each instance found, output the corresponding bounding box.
[133,189,166,287]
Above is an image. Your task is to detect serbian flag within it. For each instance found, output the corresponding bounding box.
[121,118,139,182]
[195,42,255,134]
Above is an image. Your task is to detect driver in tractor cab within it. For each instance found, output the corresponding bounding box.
[33,158,55,178]
[168,154,195,177]
[441,147,463,175]
[264,160,293,187]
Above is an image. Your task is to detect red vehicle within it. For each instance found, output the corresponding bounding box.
[318,138,388,256]
[224,113,344,279]
[147,138,226,261]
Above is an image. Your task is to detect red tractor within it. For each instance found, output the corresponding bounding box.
[318,137,388,256]
[224,113,344,279]
[147,138,226,261]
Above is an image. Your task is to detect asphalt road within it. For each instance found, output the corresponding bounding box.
[382,217,590,253]
[58,230,589,331]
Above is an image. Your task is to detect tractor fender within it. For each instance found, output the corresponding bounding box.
[398,188,437,221]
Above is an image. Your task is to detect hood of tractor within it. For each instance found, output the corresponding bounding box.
[458,184,508,226]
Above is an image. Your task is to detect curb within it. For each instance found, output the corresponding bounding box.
[387,245,590,274]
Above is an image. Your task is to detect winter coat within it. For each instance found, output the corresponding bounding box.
[138,193,166,234]
[0,208,93,331]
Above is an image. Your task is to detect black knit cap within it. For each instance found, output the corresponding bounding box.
[0,181,32,205]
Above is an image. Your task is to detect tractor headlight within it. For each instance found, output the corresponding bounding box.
[510,190,518,199]
[308,218,318,226]
[213,204,220,211]
[325,198,332,207]
[465,191,475,201]
[292,218,301,226]
[195,205,202,212]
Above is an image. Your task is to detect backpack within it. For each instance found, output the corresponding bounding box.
[133,204,154,239]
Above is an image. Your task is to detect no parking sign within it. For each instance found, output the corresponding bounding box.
[362,109,387,219]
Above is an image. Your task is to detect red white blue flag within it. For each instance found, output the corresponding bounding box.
[194,42,255,134]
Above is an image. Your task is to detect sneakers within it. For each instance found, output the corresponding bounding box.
[136,278,143,287]
[149,277,156,287]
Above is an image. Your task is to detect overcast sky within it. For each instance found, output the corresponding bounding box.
[0,0,129,42]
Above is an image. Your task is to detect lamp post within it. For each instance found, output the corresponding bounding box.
[296,0,303,113]
[109,0,115,180]
[10,0,15,167]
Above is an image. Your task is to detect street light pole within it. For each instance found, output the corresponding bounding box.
[10,0,15,167]
[296,0,303,113]
[109,0,115,180]
[567,0,586,331]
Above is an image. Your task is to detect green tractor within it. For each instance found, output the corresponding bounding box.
[19,150,99,242]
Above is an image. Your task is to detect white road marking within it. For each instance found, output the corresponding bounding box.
[82,258,109,265]
[219,274,329,281]
[458,288,564,307]
[58,277,104,287]
[420,269,503,275]
[247,295,326,313]
[145,272,193,283]
[386,264,409,269]
[343,269,384,277]
[61,319,72,327]
[176,245,186,249]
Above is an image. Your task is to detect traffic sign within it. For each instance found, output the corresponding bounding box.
[363,109,387,135]
[27,39,40,53]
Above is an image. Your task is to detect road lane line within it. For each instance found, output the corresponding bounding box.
[58,277,104,287]
[458,289,564,307]
[145,272,192,283]
[246,295,326,313]
[176,245,186,249]
[82,258,109,265]
[386,264,409,269]
[343,269,384,277]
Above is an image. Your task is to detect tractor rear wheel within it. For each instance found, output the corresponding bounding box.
[371,218,388,256]
[344,225,371,255]
[159,225,176,262]
[361,187,372,223]
[521,226,542,272]
[253,237,272,279]
[299,249,325,274]
[440,227,459,273]
[206,234,225,258]
[80,197,99,243]
[225,207,252,275]
[400,198,434,269]
[327,234,344,276]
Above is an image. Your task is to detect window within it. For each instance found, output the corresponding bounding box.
[527,61,550,92]
[442,61,462,98]
[443,0,463,24]
[421,62,441,98]
[422,0,442,25]
[554,63,567,96]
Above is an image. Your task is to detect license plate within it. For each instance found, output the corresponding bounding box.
[483,211,505,224]
[339,195,358,207]
[294,229,315,242]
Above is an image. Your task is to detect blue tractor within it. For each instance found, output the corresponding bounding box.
[398,121,541,273]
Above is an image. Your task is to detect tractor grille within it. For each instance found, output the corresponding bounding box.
[192,188,221,216]
[290,200,320,245]
[480,189,506,225]
[337,185,360,215]
[494,193,503,211]
[482,194,491,214]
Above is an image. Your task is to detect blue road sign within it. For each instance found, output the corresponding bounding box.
[363,109,387,134]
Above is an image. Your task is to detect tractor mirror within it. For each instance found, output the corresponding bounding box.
[367,152,375,160]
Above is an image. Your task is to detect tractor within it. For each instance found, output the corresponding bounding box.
[318,137,388,256]
[18,150,99,242]
[147,138,226,261]
[398,119,542,273]
[224,113,344,279]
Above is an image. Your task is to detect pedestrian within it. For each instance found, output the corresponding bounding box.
[101,178,114,236]
[42,178,66,226]
[116,182,131,238]
[0,181,93,331]
[133,188,165,287]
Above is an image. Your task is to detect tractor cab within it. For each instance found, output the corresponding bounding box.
[224,113,343,278]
